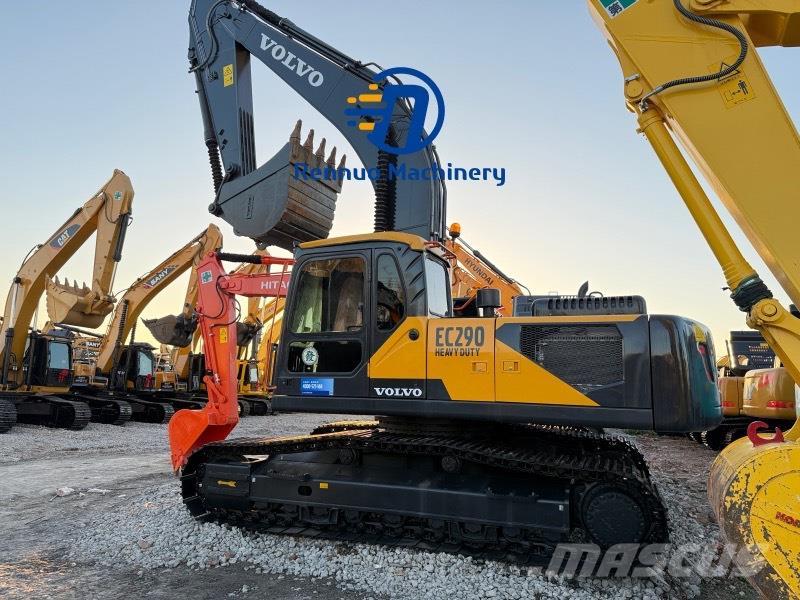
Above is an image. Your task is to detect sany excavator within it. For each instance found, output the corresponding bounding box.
[70,224,224,424]
[0,170,132,432]
[169,0,720,574]
[587,0,800,595]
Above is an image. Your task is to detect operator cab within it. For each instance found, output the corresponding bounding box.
[112,343,157,393]
[22,331,73,389]
[273,232,721,433]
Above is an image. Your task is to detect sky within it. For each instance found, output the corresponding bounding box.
[0,1,798,354]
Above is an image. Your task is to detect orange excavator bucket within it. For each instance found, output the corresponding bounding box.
[45,276,115,328]
[168,377,238,470]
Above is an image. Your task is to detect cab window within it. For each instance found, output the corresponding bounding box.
[425,257,451,318]
[137,350,153,377]
[290,257,365,333]
[48,342,70,370]
[376,254,405,331]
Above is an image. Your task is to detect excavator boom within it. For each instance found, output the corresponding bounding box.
[0,170,133,387]
[96,224,223,376]
[587,1,800,595]
[189,0,445,247]
[44,171,133,328]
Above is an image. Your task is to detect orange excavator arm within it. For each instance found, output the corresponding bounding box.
[168,252,292,469]
[0,170,133,387]
[444,223,527,317]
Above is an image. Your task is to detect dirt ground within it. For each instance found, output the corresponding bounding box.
[0,417,759,600]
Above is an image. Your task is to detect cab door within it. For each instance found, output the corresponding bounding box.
[279,251,371,398]
[368,251,427,399]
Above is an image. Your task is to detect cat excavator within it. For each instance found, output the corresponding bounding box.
[71,224,224,423]
[169,0,721,576]
[0,170,133,432]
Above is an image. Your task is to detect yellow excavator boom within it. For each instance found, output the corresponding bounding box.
[587,1,800,595]
[0,170,133,386]
[95,224,222,375]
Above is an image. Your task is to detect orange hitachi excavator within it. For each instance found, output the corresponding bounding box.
[0,170,133,432]
[158,250,276,416]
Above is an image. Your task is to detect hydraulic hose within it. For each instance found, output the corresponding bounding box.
[641,0,749,108]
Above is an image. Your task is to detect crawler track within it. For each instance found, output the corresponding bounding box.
[181,422,667,563]
[0,397,18,433]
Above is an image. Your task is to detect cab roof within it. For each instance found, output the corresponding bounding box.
[299,232,428,251]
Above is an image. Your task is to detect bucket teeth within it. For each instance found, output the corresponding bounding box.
[303,129,315,152]
[45,275,112,328]
[315,138,326,162]
[338,154,347,170]
[326,147,337,169]
[290,119,302,143]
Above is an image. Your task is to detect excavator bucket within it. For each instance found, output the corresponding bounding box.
[143,314,197,348]
[45,276,114,328]
[222,120,346,251]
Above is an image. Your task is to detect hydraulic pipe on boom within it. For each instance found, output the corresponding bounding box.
[588,0,800,595]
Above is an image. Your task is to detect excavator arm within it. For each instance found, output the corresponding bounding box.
[168,251,291,468]
[0,170,133,387]
[168,249,269,383]
[189,0,445,248]
[587,1,800,595]
[95,224,223,376]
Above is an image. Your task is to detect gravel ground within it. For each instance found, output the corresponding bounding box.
[1,417,759,600]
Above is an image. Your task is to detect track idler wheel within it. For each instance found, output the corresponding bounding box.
[0,398,17,433]
[50,400,91,430]
[578,483,653,547]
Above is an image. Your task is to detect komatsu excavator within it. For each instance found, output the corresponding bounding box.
[72,224,224,423]
[168,0,721,572]
[0,170,133,431]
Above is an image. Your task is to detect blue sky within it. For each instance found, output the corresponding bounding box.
[1,1,798,352]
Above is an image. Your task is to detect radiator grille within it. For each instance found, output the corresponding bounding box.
[519,325,624,392]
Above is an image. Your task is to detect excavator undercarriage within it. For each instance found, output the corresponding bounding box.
[182,419,666,558]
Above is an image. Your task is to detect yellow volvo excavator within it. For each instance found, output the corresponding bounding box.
[586,0,800,595]
[0,170,133,432]
[169,0,722,583]
[71,224,224,423]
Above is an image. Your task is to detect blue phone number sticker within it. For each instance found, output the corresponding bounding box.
[300,378,334,396]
